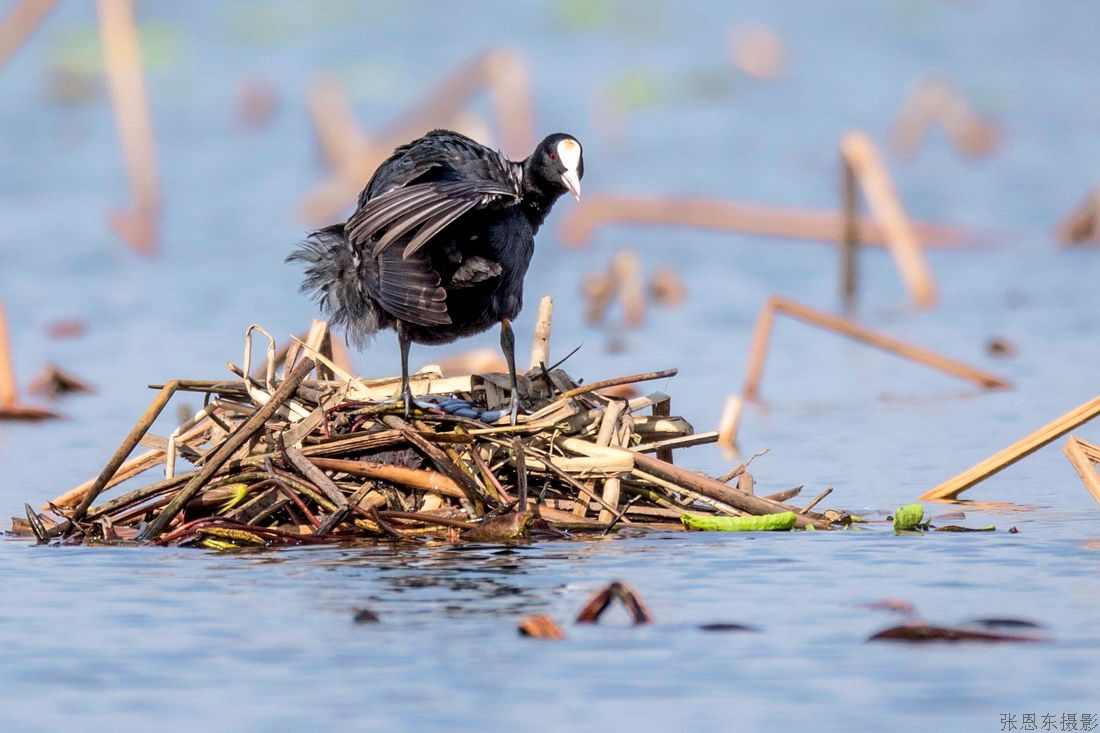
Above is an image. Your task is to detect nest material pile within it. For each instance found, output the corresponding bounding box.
[16,317,835,548]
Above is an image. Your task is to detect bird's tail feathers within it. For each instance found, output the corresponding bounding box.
[286,224,381,348]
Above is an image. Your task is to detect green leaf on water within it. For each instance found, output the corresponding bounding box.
[681,512,797,532]
[893,503,925,531]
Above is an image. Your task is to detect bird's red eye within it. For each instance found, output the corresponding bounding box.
[548,152,556,160]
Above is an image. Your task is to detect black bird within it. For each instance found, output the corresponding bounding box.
[289,129,584,423]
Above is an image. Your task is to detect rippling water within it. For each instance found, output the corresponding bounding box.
[2,1,1099,730]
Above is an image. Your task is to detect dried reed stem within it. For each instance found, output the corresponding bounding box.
[560,194,967,250]
[71,380,181,522]
[919,396,1100,500]
[98,0,160,254]
[841,131,937,309]
[741,296,1010,401]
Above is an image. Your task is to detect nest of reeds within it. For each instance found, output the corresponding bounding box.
[16,314,836,548]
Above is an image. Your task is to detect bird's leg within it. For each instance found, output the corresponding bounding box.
[397,322,413,419]
[500,319,520,425]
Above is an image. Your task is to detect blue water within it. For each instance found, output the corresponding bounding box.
[2,1,1099,730]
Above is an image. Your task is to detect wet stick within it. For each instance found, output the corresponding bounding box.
[307,457,466,499]
[70,380,181,523]
[841,131,937,309]
[920,395,1100,500]
[741,296,1010,400]
[631,452,831,529]
[137,359,315,540]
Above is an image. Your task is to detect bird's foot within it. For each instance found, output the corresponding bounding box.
[402,388,415,421]
[507,395,520,426]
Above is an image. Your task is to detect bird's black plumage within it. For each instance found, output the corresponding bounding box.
[289,129,584,421]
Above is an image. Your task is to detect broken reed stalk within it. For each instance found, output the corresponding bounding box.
[1063,436,1100,506]
[1056,186,1100,247]
[70,380,181,522]
[0,0,55,72]
[840,131,937,309]
[559,194,968,250]
[137,359,315,540]
[528,295,553,371]
[716,394,743,451]
[919,395,1100,501]
[890,78,1000,160]
[98,0,160,255]
[741,296,1011,401]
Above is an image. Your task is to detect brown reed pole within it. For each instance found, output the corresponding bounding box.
[840,155,860,306]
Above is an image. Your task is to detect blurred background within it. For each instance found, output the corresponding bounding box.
[2,2,1100,729]
[2,0,1099,494]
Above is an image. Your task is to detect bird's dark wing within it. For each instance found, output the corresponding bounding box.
[347,179,516,260]
[362,245,451,326]
[349,130,522,260]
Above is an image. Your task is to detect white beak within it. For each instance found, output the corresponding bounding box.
[561,169,581,202]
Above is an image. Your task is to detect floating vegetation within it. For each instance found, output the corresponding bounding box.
[15,312,844,549]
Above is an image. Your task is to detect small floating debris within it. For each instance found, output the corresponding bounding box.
[890,77,1001,161]
[0,301,60,421]
[869,622,1047,644]
[17,310,840,547]
[1055,185,1100,247]
[27,363,94,399]
[575,580,653,625]
[518,614,566,639]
